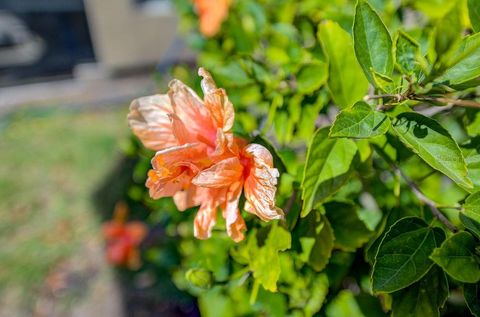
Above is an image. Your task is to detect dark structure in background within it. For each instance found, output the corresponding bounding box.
[0,0,95,86]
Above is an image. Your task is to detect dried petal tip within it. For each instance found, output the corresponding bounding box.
[198,68,217,94]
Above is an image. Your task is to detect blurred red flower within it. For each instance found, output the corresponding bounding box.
[194,0,230,37]
[103,202,147,269]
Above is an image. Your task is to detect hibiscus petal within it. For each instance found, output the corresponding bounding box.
[199,68,235,132]
[243,144,284,221]
[173,185,210,211]
[147,143,207,199]
[222,182,246,242]
[192,157,243,188]
[128,94,177,151]
[194,202,217,240]
[169,79,217,146]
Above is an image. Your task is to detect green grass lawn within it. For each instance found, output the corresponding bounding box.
[0,106,129,301]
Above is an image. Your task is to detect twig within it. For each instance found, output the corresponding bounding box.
[373,145,458,233]
[413,96,480,109]
[394,168,458,233]
[365,93,480,109]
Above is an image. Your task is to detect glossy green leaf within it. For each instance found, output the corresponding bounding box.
[294,211,334,271]
[318,20,368,109]
[435,32,480,87]
[394,31,424,75]
[330,101,390,138]
[372,217,446,293]
[464,283,480,317]
[325,201,373,251]
[391,266,449,317]
[469,0,480,33]
[353,0,394,84]
[296,62,328,94]
[301,128,358,216]
[430,231,480,283]
[392,112,473,189]
[464,192,480,224]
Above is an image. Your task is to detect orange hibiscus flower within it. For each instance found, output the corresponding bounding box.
[128,68,283,242]
[103,202,147,269]
[194,0,231,37]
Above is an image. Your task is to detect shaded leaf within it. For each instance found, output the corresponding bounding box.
[301,128,358,216]
[391,266,449,317]
[461,213,480,239]
[372,217,446,293]
[353,0,394,84]
[430,231,480,283]
[330,101,390,139]
[325,201,373,251]
[318,20,368,108]
[464,283,480,317]
[293,211,334,271]
[326,290,366,317]
[392,112,472,189]
[469,0,480,33]
[296,62,328,94]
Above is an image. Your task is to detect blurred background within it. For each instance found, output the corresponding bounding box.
[0,0,192,316]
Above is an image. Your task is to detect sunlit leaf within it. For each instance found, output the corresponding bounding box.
[392,112,473,189]
[318,20,368,108]
[353,0,394,84]
[435,32,480,87]
[330,101,390,139]
[301,128,358,216]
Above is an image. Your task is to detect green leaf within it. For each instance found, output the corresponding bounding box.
[326,290,366,317]
[468,0,480,33]
[325,201,373,251]
[296,62,328,94]
[391,266,449,317]
[249,222,292,292]
[305,273,329,317]
[372,217,446,293]
[353,0,393,84]
[392,112,473,189]
[318,20,368,109]
[464,192,480,224]
[293,211,334,271]
[301,128,358,216]
[461,213,480,239]
[435,32,480,87]
[330,101,390,139]
[430,231,480,283]
[394,31,425,75]
[464,283,480,317]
